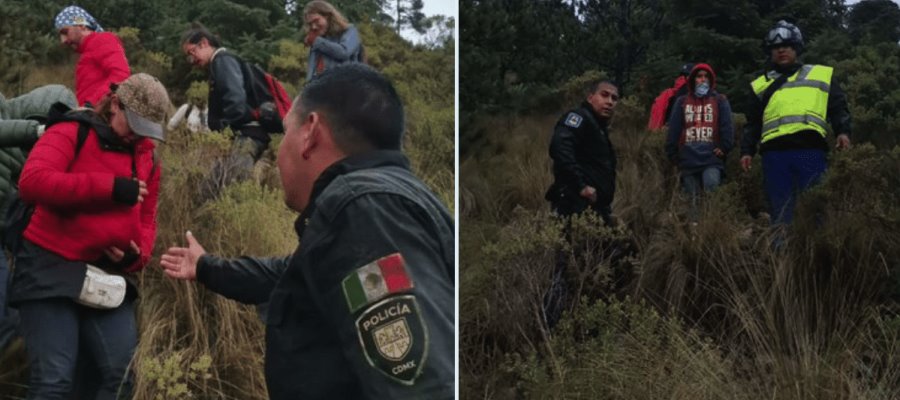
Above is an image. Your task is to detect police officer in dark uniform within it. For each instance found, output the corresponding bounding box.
[160,64,454,399]
[545,80,620,224]
[543,79,620,328]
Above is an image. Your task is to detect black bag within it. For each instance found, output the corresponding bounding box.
[237,58,292,133]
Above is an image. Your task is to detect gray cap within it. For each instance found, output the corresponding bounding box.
[116,73,171,141]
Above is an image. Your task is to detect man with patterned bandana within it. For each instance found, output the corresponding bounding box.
[740,20,852,228]
[54,6,130,107]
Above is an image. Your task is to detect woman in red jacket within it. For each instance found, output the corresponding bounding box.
[9,73,170,399]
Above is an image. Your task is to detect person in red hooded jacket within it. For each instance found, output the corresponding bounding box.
[8,73,170,399]
[665,63,734,220]
[54,5,131,107]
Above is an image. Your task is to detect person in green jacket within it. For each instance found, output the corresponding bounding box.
[0,84,78,351]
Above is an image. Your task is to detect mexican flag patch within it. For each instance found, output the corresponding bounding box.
[342,253,414,313]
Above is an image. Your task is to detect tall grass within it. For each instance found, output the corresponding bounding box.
[461,97,900,399]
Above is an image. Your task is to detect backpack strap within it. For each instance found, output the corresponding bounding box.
[148,150,159,181]
[75,121,90,155]
[759,68,793,110]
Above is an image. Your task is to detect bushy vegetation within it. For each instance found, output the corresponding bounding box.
[462,1,900,397]
[0,2,453,398]
[461,99,900,399]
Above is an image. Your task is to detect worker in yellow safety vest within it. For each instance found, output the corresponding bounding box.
[740,20,851,227]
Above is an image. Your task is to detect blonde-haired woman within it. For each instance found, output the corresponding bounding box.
[303,0,364,81]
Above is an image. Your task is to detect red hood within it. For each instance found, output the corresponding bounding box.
[688,63,716,94]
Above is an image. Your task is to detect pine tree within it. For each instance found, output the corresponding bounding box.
[389,0,430,34]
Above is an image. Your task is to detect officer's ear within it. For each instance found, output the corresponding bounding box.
[301,110,338,158]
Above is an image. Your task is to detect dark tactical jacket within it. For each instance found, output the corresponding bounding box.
[196,150,455,399]
[545,102,617,218]
[206,49,269,144]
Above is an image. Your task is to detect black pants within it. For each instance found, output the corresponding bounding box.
[199,135,268,201]
[543,202,611,329]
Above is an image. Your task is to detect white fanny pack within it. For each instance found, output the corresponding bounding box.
[76,264,126,309]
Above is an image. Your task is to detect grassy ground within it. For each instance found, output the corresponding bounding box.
[460,98,900,399]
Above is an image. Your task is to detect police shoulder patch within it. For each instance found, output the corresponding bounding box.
[564,112,583,128]
[356,295,428,385]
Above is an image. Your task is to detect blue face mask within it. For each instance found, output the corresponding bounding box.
[695,82,710,97]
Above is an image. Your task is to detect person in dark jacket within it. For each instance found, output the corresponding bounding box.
[303,1,364,82]
[54,5,130,107]
[160,64,454,399]
[665,63,734,217]
[181,24,273,199]
[740,20,851,228]
[543,80,620,328]
[0,85,78,353]
[546,80,620,224]
[10,73,170,400]
[181,24,269,155]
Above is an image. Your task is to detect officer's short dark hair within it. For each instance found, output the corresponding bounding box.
[296,63,404,153]
[585,80,618,97]
[181,22,221,48]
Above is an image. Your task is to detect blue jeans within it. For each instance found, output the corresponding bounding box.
[18,298,136,400]
[762,149,827,226]
[681,167,722,220]
[681,167,722,196]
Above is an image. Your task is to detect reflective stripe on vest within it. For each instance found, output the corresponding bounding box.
[751,64,833,143]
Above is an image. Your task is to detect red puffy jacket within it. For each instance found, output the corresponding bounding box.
[647,76,687,131]
[75,32,131,106]
[18,121,159,272]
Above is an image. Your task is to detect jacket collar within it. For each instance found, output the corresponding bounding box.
[767,63,803,80]
[210,47,228,64]
[76,32,98,54]
[67,110,135,152]
[294,150,410,235]
[579,101,609,129]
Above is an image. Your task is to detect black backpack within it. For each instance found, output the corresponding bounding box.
[235,57,292,134]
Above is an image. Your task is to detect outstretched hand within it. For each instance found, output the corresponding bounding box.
[160,231,206,281]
